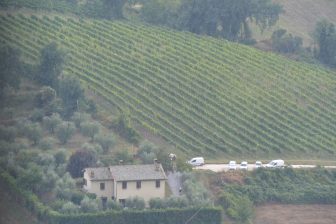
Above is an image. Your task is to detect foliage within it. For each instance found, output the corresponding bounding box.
[125,196,146,210]
[80,121,100,141]
[36,42,65,88]
[43,113,62,134]
[106,198,122,211]
[58,75,84,118]
[140,0,282,41]
[0,125,17,143]
[71,112,90,128]
[220,168,336,205]
[23,122,43,145]
[39,137,57,150]
[61,201,80,214]
[94,133,115,153]
[115,150,134,164]
[54,149,67,166]
[137,140,157,164]
[2,15,336,157]
[80,196,102,213]
[0,45,23,99]
[271,29,303,53]
[112,113,140,144]
[314,20,336,67]
[56,121,76,144]
[35,86,57,108]
[66,149,97,178]
[181,173,212,206]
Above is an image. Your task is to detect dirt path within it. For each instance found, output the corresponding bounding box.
[255,204,336,224]
[167,171,182,196]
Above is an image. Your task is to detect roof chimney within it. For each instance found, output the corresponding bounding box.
[154,159,160,171]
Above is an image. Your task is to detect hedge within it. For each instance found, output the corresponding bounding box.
[0,169,222,224]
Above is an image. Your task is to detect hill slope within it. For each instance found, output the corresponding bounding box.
[1,14,336,159]
[254,0,336,45]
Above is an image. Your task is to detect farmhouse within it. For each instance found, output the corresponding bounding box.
[83,163,167,205]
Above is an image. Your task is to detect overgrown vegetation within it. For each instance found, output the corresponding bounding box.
[216,168,336,223]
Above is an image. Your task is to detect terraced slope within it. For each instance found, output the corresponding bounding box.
[1,14,336,158]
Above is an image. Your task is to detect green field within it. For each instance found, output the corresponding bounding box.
[1,14,336,159]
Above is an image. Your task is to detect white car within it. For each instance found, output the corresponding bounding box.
[187,157,205,166]
[255,161,262,168]
[240,161,248,170]
[265,159,285,168]
[228,161,237,170]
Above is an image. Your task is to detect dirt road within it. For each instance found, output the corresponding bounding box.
[194,164,336,172]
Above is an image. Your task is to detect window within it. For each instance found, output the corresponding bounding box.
[100,183,105,190]
[136,181,141,189]
[156,180,160,188]
[122,181,127,189]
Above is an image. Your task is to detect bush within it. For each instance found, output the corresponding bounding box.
[71,112,90,128]
[0,125,17,142]
[125,196,145,210]
[30,109,45,122]
[54,149,67,165]
[39,137,57,150]
[80,196,102,213]
[137,140,157,164]
[43,113,62,134]
[23,122,43,145]
[80,121,100,141]
[112,113,140,144]
[61,201,80,214]
[35,86,56,108]
[94,133,115,153]
[106,199,122,211]
[56,121,76,144]
[271,29,303,53]
[115,150,134,164]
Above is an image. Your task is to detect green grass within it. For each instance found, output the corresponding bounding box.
[0,14,336,159]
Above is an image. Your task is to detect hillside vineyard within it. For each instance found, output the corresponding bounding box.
[1,15,336,157]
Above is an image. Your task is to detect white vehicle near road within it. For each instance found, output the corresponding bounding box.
[228,161,237,170]
[255,161,263,168]
[240,161,248,170]
[265,159,285,168]
[187,157,205,166]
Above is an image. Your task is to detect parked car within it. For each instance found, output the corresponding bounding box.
[228,161,237,170]
[240,161,248,170]
[187,157,205,166]
[255,161,262,168]
[265,159,285,168]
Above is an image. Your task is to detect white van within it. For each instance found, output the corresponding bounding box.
[265,159,285,168]
[187,157,205,166]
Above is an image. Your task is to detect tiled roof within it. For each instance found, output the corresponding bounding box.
[109,164,167,181]
[85,167,113,181]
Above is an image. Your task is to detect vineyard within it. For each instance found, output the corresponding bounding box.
[0,14,336,158]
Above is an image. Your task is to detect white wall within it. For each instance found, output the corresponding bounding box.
[83,171,114,198]
[116,180,165,205]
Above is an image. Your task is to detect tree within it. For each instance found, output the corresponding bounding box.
[56,121,76,144]
[58,75,84,117]
[137,140,157,164]
[67,149,97,178]
[0,46,23,99]
[271,29,303,53]
[102,0,127,19]
[36,42,65,88]
[314,20,336,67]
[125,196,145,210]
[71,112,90,128]
[141,0,283,41]
[94,133,115,153]
[43,113,62,134]
[35,86,57,108]
[80,121,100,141]
[24,123,43,145]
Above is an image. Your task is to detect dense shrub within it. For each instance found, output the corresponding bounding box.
[56,121,76,144]
[125,196,146,210]
[39,137,57,150]
[80,121,100,141]
[94,133,115,153]
[112,114,140,144]
[66,149,97,178]
[0,125,17,142]
[43,113,62,134]
[71,112,90,128]
[23,122,43,145]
